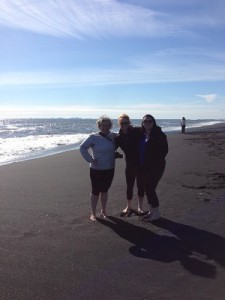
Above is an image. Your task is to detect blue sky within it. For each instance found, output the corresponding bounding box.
[0,0,225,119]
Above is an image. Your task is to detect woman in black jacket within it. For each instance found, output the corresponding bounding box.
[115,114,144,216]
[139,114,168,221]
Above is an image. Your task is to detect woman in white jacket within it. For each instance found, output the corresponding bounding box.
[80,116,116,221]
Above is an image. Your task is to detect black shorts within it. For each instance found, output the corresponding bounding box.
[90,168,115,196]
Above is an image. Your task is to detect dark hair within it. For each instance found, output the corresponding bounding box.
[141,114,157,131]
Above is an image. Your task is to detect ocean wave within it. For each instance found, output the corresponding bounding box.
[0,118,224,166]
[0,133,88,165]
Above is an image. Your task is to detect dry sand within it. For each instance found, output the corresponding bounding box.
[0,123,225,300]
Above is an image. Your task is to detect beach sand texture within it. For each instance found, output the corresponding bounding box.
[0,123,225,300]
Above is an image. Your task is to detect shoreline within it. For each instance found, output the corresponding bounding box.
[1,121,225,167]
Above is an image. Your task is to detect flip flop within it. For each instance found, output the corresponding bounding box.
[120,208,135,217]
[137,210,148,216]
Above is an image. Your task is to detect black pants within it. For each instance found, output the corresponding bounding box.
[181,125,186,133]
[90,168,114,196]
[141,162,166,208]
[125,165,144,200]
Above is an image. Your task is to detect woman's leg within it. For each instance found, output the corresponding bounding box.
[143,176,160,221]
[99,169,114,218]
[146,177,160,208]
[122,166,136,212]
[137,168,145,213]
[144,164,165,221]
[121,166,135,212]
[100,192,108,218]
[90,193,99,221]
[90,168,101,221]
[137,196,144,212]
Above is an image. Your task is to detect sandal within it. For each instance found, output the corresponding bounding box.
[120,208,129,217]
[120,208,136,217]
[137,210,148,216]
[100,212,107,219]
[141,212,151,220]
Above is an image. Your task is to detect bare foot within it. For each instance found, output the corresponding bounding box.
[138,208,145,215]
[90,215,97,222]
[122,207,131,213]
[120,207,134,217]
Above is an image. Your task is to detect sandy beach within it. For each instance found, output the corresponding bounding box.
[0,123,225,300]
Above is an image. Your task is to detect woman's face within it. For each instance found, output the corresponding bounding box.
[119,117,130,132]
[142,116,154,131]
[99,120,111,134]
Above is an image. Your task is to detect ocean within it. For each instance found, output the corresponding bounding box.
[0,118,223,166]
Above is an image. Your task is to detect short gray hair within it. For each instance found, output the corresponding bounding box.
[96,115,113,129]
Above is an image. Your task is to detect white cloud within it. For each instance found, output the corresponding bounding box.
[0,0,184,38]
[197,94,217,103]
[0,0,224,41]
[2,0,224,39]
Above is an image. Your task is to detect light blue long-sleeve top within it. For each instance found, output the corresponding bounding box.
[80,132,116,170]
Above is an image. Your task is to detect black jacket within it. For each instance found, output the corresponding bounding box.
[115,126,140,166]
[140,126,168,168]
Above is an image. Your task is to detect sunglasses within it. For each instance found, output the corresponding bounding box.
[143,120,153,124]
[120,122,129,125]
[101,123,111,127]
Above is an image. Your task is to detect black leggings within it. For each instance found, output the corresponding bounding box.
[90,168,114,196]
[142,163,166,208]
[125,165,144,200]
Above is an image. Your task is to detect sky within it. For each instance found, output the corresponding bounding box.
[0,0,225,119]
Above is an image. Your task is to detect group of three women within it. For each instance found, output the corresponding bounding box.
[80,114,168,222]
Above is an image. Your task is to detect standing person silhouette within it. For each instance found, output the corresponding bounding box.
[80,116,116,221]
[115,114,144,216]
[139,114,168,222]
[181,117,186,133]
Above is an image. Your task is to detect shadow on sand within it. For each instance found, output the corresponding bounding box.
[97,216,225,278]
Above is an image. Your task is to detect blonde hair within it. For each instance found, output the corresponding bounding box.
[118,113,130,125]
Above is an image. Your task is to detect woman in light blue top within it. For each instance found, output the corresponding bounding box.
[80,116,116,221]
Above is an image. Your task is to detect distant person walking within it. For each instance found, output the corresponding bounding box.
[181,117,186,133]
[80,116,116,221]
